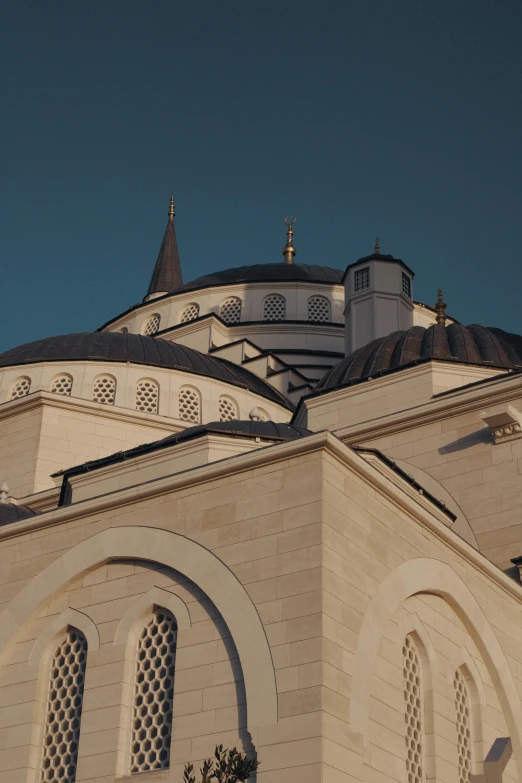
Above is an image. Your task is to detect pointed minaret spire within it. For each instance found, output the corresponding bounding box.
[282,215,297,264]
[435,288,447,326]
[145,195,183,300]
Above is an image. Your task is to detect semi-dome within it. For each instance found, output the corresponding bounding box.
[0,332,292,408]
[176,262,344,292]
[0,502,38,526]
[316,324,522,391]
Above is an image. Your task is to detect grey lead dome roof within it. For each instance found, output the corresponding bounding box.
[0,332,292,408]
[0,503,38,526]
[316,324,522,391]
[176,262,344,291]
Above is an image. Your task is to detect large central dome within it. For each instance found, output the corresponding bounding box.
[175,262,344,292]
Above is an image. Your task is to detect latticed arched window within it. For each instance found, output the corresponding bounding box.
[92,375,116,405]
[454,669,474,783]
[10,376,31,400]
[40,628,87,783]
[178,386,201,423]
[220,297,242,324]
[143,314,161,336]
[263,294,286,321]
[307,295,331,322]
[180,303,200,323]
[218,395,238,422]
[403,635,424,783]
[50,374,73,397]
[136,379,159,414]
[130,608,177,774]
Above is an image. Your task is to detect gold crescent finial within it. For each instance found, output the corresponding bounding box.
[435,288,447,326]
[168,194,175,220]
[374,236,380,254]
[282,214,297,264]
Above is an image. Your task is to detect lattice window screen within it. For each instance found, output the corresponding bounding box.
[40,628,87,783]
[51,375,73,397]
[130,609,177,774]
[143,315,161,336]
[218,396,238,422]
[92,376,116,405]
[403,635,424,783]
[455,669,473,783]
[220,297,242,324]
[10,377,31,399]
[179,387,200,423]
[307,296,331,322]
[263,294,286,321]
[136,379,159,413]
[180,304,200,323]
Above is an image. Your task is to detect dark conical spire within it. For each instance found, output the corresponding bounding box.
[145,195,182,298]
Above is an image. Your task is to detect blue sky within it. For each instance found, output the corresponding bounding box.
[2,0,522,351]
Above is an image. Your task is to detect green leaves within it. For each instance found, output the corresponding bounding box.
[183,744,260,783]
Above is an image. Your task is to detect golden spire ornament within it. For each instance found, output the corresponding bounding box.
[282,215,297,264]
[168,194,175,220]
[435,288,447,326]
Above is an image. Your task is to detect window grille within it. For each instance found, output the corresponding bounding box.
[130,609,177,774]
[40,628,87,783]
[354,267,370,292]
[136,379,159,414]
[307,296,331,322]
[92,376,116,405]
[455,669,473,783]
[402,272,412,298]
[218,396,238,422]
[220,297,242,324]
[50,375,73,397]
[403,635,424,783]
[143,314,161,336]
[263,294,286,321]
[10,377,31,399]
[179,387,200,423]
[180,303,200,323]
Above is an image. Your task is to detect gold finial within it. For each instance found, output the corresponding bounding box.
[168,194,175,220]
[282,214,297,264]
[374,236,380,254]
[435,288,447,326]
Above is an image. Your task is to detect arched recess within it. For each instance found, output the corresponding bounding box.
[29,607,99,665]
[0,526,277,732]
[350,558,522,781]
[450,648,486,775]
[114,586,191,646]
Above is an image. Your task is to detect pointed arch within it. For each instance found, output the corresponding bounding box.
[114,586,191,647]
[29,607,99,665]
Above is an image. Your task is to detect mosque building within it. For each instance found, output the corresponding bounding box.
[0,196,521,783]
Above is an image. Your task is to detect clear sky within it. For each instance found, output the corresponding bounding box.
[2,0,522,351]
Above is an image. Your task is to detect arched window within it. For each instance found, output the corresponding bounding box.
[218,395,238,422]
[142,314,161,336]
[10,376,31,400]
[50,374,73,397]
[130,608,177,773]
[454,668,474,783]
[40,628,88,783]
[307,295,331,322]
[220,297,242,324]
[263,294,286,321]
[403,635,425,783]
[136,379,159,414]
[92,375,116,405]
[179,303,200,323]
[178,386,201,423]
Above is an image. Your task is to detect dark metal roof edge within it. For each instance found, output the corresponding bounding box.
[341,255,415,282]
[352,446,457,521]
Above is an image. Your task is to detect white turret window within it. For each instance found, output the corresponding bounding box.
[40,628,87,783]
[178,386,201,423]
[354,267,370,292]
[307,296,331,322]
[92,375,116,405]
[143,314,161,336]
[403,635,425,783]
[220,297,242,324]
[10,377,31,399]
[130,609,177,773]
[218,395,238,422]
[136,379,159,414]
[50,374,73,397]
[402,272,412,298]
[263,294,286,321]
[180,303,200,323]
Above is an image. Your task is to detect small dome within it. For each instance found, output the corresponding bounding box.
[176,262,344,291]
[0,503,38,526]
[316,324,522,391]
[0,332,292,408]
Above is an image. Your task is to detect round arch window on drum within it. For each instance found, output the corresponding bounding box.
[263,294,286,321]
